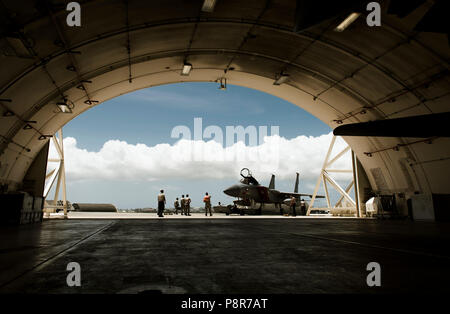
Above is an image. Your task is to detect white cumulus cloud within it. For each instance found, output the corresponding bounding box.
[48,133,352,183]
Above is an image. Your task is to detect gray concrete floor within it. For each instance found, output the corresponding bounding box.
[1,218,449,293]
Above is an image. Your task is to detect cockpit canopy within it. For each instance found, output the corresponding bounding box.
[239,168,259,186]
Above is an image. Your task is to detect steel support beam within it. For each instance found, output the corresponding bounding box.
[308,135,358,216]
[43,128,68,218]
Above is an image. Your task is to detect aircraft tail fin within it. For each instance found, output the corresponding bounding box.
[269,174,275,189]
[294,172,299,193]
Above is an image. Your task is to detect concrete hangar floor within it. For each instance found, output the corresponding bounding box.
[1,217,449,294]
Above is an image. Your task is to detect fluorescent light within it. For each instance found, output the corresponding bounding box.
[201,0,217,12]
[57,102,72,113]
[181,62,192,76]
[273,74,289,86]
[334,12,361,32]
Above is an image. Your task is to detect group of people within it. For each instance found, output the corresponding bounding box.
[288,196,307,216]
[173,194,192,216]
[157,190,212,217]
[157,189,306,217]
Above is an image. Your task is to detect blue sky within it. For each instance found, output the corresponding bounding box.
[63,83,331,150]
[55,82,352,209]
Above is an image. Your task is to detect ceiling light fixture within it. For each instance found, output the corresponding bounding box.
[334,12,361,32]
[181,62,192,76]
[273,73,289,86]
[57,102,72,113]
[201,0,217,13]
[56,100,74,113]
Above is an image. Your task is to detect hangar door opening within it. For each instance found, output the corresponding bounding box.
[42,82,368,218]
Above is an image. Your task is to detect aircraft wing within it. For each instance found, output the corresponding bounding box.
[280,192,325,199]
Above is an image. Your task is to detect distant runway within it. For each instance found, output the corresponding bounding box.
[47,212,362,219]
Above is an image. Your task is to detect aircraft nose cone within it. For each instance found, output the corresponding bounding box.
[224,186,239,197]
[223,187,233,196]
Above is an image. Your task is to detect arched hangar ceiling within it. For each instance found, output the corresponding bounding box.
[0,0,449,198]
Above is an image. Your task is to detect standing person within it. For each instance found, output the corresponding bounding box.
[174,197,180,215]
[157,190,166,217]
[186,194,191,216]
[204,192,212,216]
[290,196,297,217]
[180,195,185,215]
[300,199,306,216]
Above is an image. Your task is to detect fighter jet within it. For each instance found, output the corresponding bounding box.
[223,168,325,215]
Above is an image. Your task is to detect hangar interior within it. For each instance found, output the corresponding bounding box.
[0,0,449,294]
[1,0,449,220]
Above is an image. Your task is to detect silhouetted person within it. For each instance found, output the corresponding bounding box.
[300,199,306,216]
[157,190,166,217]
[181,195,185,215]
[174,197,180,215]
[204,192,212,216]
[290,196,297,217]
[186,194,191,216]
